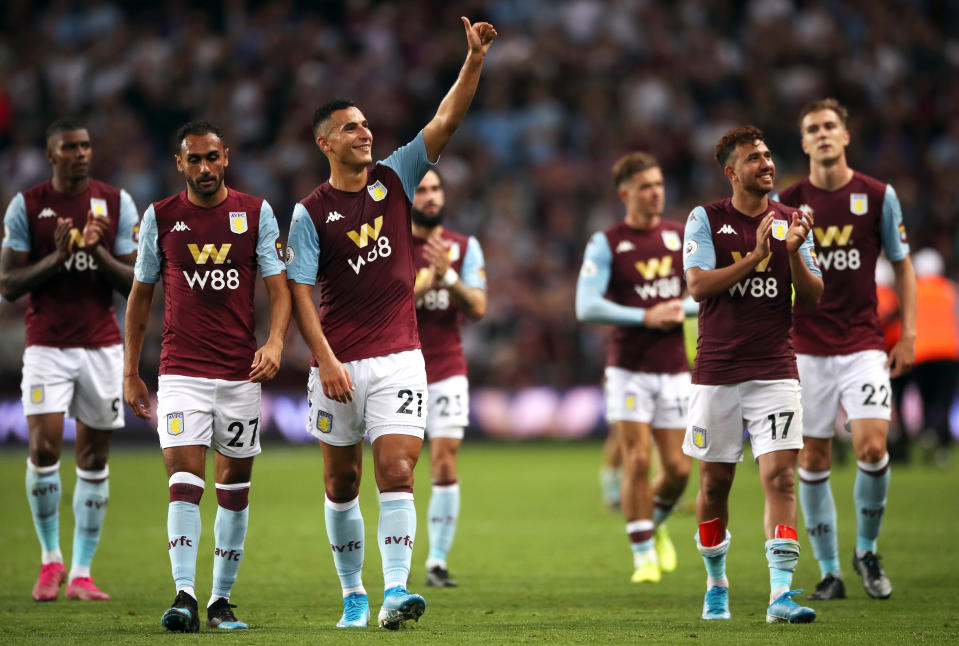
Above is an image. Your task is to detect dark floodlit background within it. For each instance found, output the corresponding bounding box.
[1,0,957,441]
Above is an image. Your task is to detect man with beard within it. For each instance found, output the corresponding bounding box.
[1,118,139,602]
[123,120,290,632]
[682,126,822,623]
[575,151,693,584]
[410,168,486,588]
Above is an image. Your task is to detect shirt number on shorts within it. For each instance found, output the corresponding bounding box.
[396,389,424,417]
[226,418,259,447]
[436,395,463,417]
[767,411,794,440]
[861,383,890,408]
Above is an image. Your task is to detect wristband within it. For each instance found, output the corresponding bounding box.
[440,267,459,287]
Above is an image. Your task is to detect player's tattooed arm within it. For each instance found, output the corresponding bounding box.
[250,273,291,383]
[0,219,72,300]
[887,255,917,377]
[421,17,497,162]
[123,279,156,419]
[686,213,775,301]
[289,281,355,403]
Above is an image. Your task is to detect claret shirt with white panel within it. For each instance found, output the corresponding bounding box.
[133,189,285,380]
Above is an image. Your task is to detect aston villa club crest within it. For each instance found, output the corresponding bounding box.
[229,211,248,234]
[692,426,707,449]
[771,219,789,241]
[448,242,461,262]
[167,412,185,436]
[316,410,333,433]
[661,230,681,251]
[90,198,108,217]
[850,193,868,216]
[367,180,388,201]
[30,385,44,404]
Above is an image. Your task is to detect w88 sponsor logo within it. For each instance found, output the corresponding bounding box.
[183,268,240,290]
[63,250,99,272]
[417,288,450,310]
[728,276,779,298]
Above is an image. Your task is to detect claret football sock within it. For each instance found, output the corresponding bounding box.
[798,468,841,577]
[427,481,459,567]
[854,454,890,553]
[70,466,109,580]
[26,459,63,564]
[627,519,656,563]
[697,519,730,589]
[211,482,249,602]
[378,491,416,589]
[325,495,366,594]
[168,472,204,592]
[766,524,801,602]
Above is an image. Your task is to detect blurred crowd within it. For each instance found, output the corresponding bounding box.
[2,0,959,391]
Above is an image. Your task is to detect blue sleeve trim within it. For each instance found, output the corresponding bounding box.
[256,201,286,278]
[133,204,161,283]
[285,203,319,285]
[460,236,487,290]
[2,193,30,252]
[379,131,437,202]
[575,231,647,326]
[113,189,140,256]
[800,229,822,277]
[880,184,909,262]
[683,207,716,273]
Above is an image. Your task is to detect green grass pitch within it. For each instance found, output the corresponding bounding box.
[1,441,957,644]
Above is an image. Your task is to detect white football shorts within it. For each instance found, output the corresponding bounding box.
[426,374,469,440]
[604,366,691,429]
[307,349,427,446]
[156,375,262,458]
[21,344,124,430]
[797,350,892,438]
[683,379,804,462]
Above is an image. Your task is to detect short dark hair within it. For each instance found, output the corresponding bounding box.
[714,125,766,167]
[174,120,223,151]
[424,167,443,187]
[46,118,86,142]
[612,152,660,187]
[798,97,849,130]
[312,99,357,136]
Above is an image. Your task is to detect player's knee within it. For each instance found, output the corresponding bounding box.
[856,440,887,464]
[623,446,651,475]
[701,472,733,502]
[662,455,691,484]
[325,467,361,500]
[30,442,60,468]
[764,466,796,497]
[377,458,416,489]
[431,457,456,483]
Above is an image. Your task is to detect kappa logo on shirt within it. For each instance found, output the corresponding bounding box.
[171,221,192,232]
[38,207,56,219]
[615,240,635,253]
[716,224,737,235]
[326,211,344,223]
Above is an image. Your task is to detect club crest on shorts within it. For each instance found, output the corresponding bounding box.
[661,230,682,251]
[692,426,707,449]
[625,394,636,411]
[229,211,248,234]
[167,412,185,436]
[850,193,868,215]
[30,385,44,404]
[316,410,333,433]
[367,180,387,201]
[771,219,788,241]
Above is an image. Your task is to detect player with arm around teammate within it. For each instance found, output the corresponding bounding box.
[776,98,916,601]
[575,152,695,583]
[682,126,823,624]
[123,120,291,632]
[285,17,496,630]
[409,168,487,588]
[0,118,138,602]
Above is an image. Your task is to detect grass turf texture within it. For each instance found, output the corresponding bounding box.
[1,441,956,644]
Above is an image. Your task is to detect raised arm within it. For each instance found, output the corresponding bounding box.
[421,17,497,162]
[123,278,156,419]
